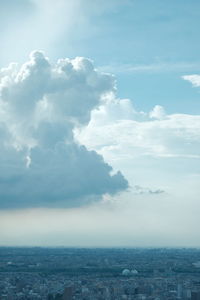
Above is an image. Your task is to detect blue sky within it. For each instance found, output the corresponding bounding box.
[0,0,200,247]
[2,0,200,114]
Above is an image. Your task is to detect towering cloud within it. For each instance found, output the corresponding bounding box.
[0,51,128,209]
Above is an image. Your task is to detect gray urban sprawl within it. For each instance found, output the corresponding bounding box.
[0,248,200,299]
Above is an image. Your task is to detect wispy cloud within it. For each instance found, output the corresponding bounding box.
[99,61,200,74]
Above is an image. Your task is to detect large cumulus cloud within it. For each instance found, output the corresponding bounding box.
[0,51,128,209]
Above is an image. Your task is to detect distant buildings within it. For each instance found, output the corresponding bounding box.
[1,247,200,299]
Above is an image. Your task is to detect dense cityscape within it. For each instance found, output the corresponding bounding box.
[0,248,200,299]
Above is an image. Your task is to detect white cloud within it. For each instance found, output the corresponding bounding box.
[149,105,166,120]
[75,100,200,160]
[182,74,200,87]
[75,95,200,196]
[0,51,128,209]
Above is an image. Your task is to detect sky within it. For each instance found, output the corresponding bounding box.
[0,0,200,247]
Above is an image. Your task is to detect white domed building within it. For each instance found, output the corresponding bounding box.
[122,269,131,276]
[131,269,138,275]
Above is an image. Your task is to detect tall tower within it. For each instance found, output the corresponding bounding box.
[62,286,73,300]
[177,283,182,298]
